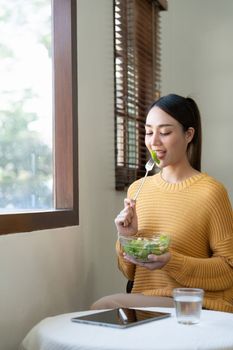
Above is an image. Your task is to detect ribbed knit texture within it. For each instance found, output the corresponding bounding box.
[116,172,233,313]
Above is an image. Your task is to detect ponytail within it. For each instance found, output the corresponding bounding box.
[186,97,202,171]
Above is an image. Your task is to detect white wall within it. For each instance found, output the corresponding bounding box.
[1,1,233,349]
[161,0,233,203]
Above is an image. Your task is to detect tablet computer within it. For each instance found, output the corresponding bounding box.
[71,308,171,328]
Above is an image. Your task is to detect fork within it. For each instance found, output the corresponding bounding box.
[133,158,155,200]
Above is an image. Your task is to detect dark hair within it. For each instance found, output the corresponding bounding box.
[149,94,202,171]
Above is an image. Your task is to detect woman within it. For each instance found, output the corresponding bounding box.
[92,94,233,312]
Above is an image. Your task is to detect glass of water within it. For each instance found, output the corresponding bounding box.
[173,288,204,325]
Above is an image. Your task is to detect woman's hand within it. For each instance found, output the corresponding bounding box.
[123,252,171,270]
[115,198,138,236]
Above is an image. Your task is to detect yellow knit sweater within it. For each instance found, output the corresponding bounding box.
[116,172,233,313]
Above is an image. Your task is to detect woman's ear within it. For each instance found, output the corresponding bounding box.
[185,127,195,144]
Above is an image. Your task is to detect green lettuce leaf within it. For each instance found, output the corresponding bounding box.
[150,150,160,164]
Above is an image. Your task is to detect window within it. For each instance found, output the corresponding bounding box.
[0,0,78,234]
[114,0,167,190]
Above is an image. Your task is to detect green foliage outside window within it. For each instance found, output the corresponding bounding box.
[0,0,53,210]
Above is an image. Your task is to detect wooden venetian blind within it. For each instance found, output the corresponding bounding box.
[114,0,167,190]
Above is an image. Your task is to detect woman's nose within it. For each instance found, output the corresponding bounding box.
[151,131,161,146]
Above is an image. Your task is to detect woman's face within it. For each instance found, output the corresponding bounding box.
[145,106,194,168]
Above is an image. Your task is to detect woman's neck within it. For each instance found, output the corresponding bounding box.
[160,162,200,184]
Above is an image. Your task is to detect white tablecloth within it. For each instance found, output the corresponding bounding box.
[19,307,233,350]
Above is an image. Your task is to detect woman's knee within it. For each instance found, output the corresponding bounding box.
[90,293,126,310]
[90,293,174,310]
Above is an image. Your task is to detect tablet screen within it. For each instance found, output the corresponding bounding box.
[71,308,171,328]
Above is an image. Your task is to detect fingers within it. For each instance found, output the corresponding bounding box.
[123,252,171,270]
[124,198,136,209]
[146,252,171,270]
[115,198,136,227]
[147,252,171,263]
[115,209,133,227]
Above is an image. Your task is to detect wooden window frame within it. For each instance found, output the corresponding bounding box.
[0,0,78,235]
[114,0,167,191]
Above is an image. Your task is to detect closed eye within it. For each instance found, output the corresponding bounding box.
[160,132,171,136]
[145,129,172,136]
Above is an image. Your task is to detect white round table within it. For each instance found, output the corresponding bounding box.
[20,307,233,350]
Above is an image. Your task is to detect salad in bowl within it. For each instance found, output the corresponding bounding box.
[119,234,170,263]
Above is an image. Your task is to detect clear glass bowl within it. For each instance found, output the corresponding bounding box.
[119,234,170,262]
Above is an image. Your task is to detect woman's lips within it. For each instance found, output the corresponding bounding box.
[156,150,166,159]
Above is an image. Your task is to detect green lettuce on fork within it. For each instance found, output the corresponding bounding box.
[121,234,170,262]
[150,150,160,164]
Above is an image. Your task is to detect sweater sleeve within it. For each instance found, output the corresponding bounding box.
[163,185,233,291]
[163,241,233,291]
[115,182,138,281]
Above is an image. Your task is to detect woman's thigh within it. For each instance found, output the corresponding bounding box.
[91,293,173,310]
